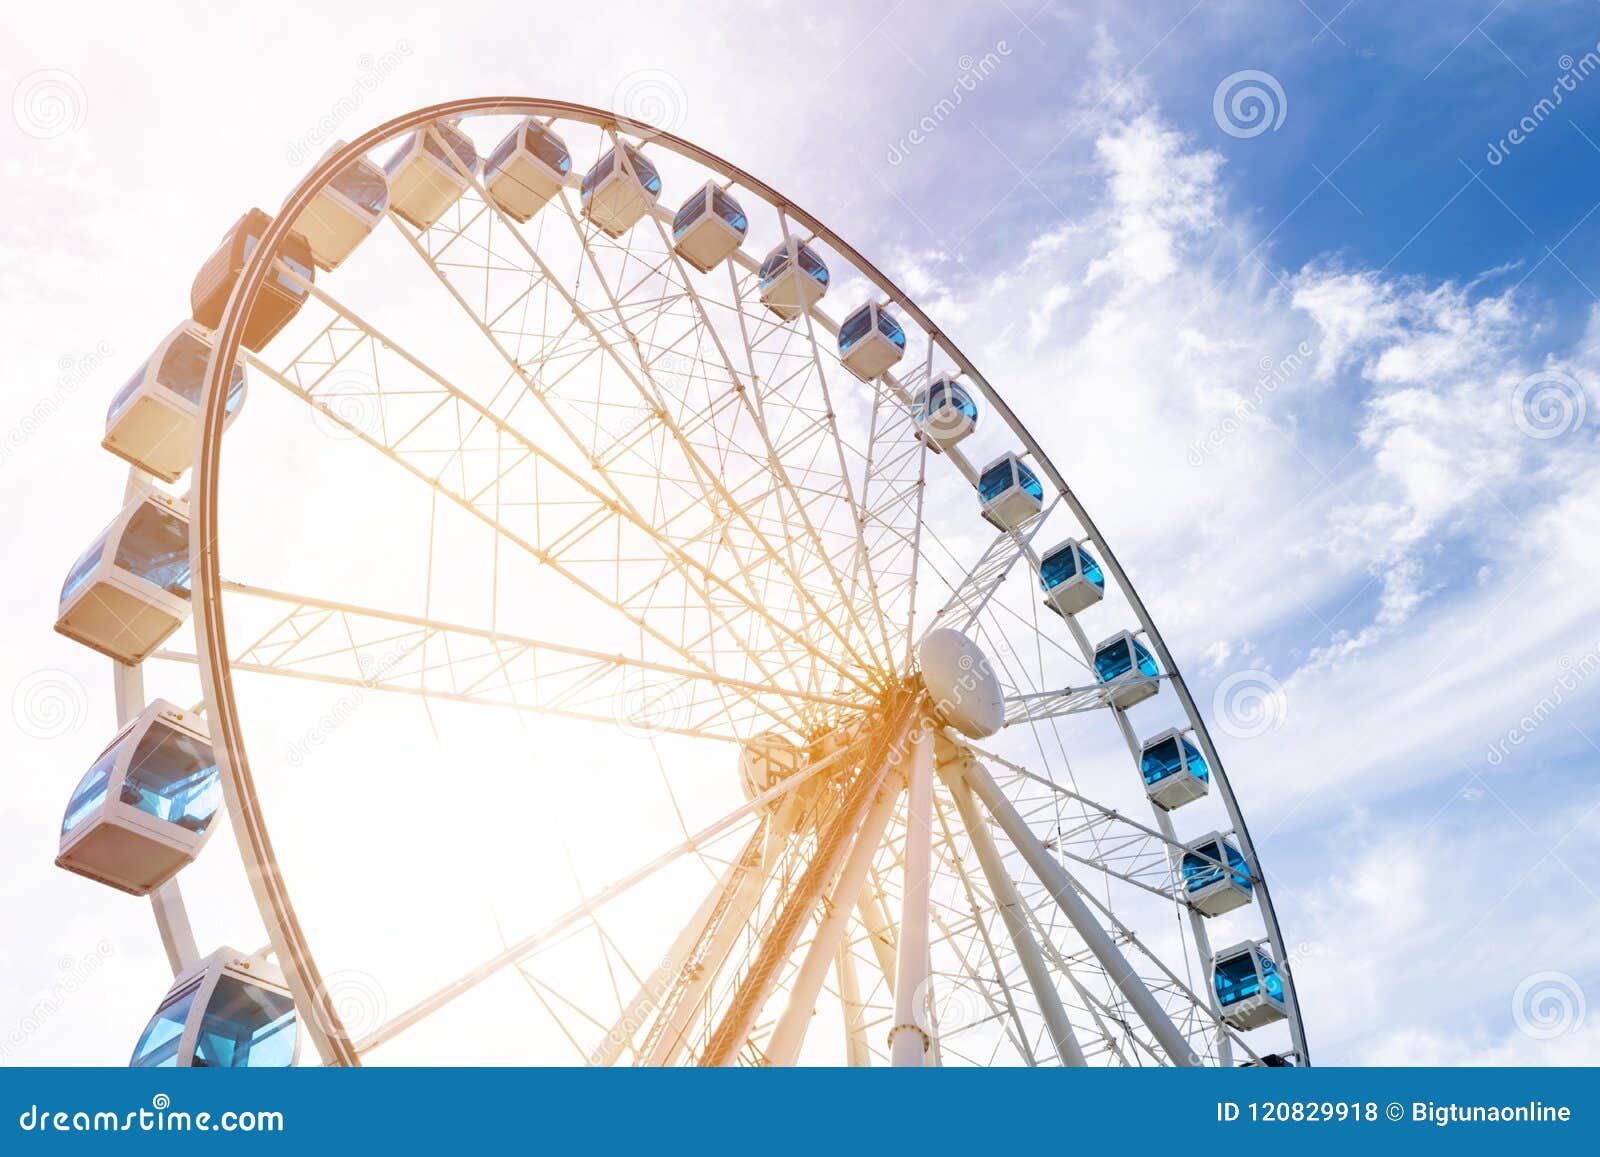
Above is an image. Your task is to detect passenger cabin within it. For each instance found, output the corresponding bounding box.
[1093,630,1159,709]
[129,948,299,1068]
[977,453,1044,532]
[837,302,906,381]
[384,119,480,230]
[1181,832,1254,916]
[757,239,829,321]
[912,376,978,451]
[739,731,808,808]
[672,181,748,272]
[1038,539,1105,618]
[190,208,314,352]
[293,145,390,271]
[1139,727,1209,811]
[1212,941,1288,1030]
[485,118,572,222]
[580,143,661,237]
[102,322,246,483]
[56,491,191,665]
[56,700,220,895]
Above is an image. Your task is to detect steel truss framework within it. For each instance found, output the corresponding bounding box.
[89,98,1307,1069]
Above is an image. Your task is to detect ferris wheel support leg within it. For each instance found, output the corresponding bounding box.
[765,776,901,1065]
[854,883,898,1000]
[837,939,871,1066]
[942,754,1087,1066]
[888,717,935,1067]
[961,757,1198,1066]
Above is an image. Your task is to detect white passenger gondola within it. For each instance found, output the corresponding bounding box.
[484,118,572,222]
[129,948,299,1067]
[55,491,190,665]
[190,208,314,352]
[672,181,748,272]
[56,700,220,895]
[1038,538,1105,617]
[912,375,977,451]
[1211,940,1287,1030]
[1139,726,1210,810]
[837,301,906,380]
[292,144,390,271]
[757,239,829,321]
[580,143,661,237]
[1181,831,1253,915]
[102,322,246,483]
[977,453,1044,531]
[1093,629,1159,709]
[384,119,480,230]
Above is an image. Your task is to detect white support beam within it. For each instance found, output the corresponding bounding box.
[888,717,935,1066]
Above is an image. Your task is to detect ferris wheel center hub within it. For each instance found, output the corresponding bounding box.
[916,629,1004,739]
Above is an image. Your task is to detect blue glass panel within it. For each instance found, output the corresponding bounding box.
[943,382,979,421]
[622,146,661,194]
[838,306,874,355]
[672,190,709,236]
[580,151,614,198]
[61,529,110,605]
[875,309,907,350]
[106,368,144,424]
[1213,951,1261,1007]
[760,244,828,289]
[1260,953,1283,1000]
[120,721,221,835]
[797,245,829,285]
[1141,735,1183,785]
[330,161,387,215]
[61,733,131,835]
[422,123,477,172]
[154,330,246,414]
[1094,639,1134,682]
[978,460,1015,503]
[1078,546,1105,590]
[113,503,191,598]
[192,976,297,1068]
[524,124,571,173]
[711,188,748,233]
[1040,545,1083,591]
[1015,461,1044,501]
[130,981,200,1067]
[1133,640,1159,678]
[1182,840,1251,893]
[1182,739,1209,781]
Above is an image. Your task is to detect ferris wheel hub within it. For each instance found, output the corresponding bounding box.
[916,629,1004,739]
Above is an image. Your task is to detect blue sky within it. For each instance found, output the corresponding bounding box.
[3,0,1599,1065]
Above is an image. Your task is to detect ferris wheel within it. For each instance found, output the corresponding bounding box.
[50,98,1308,1068]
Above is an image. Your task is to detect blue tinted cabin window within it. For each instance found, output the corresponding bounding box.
[1141,735,1183,785]
[1078,546,1105,590]
[1182,739,1209,781]
[130,981,201,1067]
[330,162,387,215]
[526,125,571,173]
[1213,952,1261,1007]
[760,244,828,289]
[758,249,787,283]
[1259,954,1283,1000]
[621,146,661,194]
[672,191,709,236]
[1015,461,1044,501]
[1039,545,1081,591]
[943,382,978,420]
[876,309,907,350]
[712,188,748,233]
[156,331,246,415]
[423,123,477,173]
[61,530,110,605]
[1095,639,1134,682]
[61,733,132,835]
[839,306,874,354]
[978,460,1016,503]
[797,245,828,284]
[114,504,191,598]
[192,977,297,1067]
[581,151,615,197]
[1182,840,1250,893]
[121,722,220,834]
[107,369,144,423]
[1133,640,1159,678]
